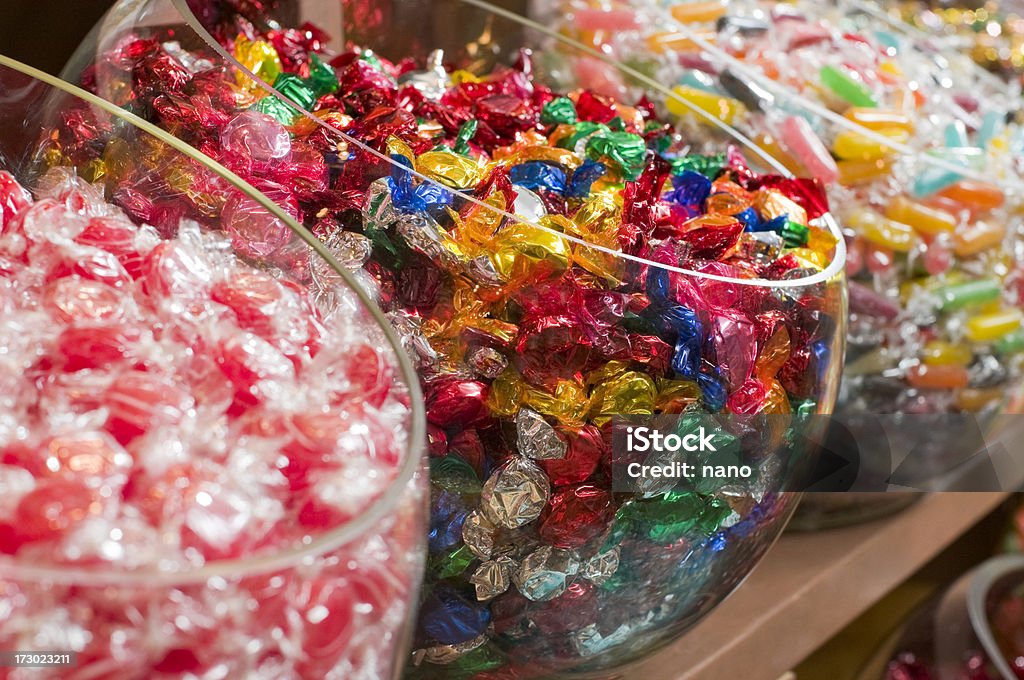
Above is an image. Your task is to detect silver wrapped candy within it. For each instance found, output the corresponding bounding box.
[362,177,399,232]
[741,230,784,264]
[580,547,620,586]
[162,41,214,73]
[572,618,647,657]
[396,213,461,268]
[969,354,1009,388]
[461,510,497,560]
[480,456,551,529]
[516,408,567,461]
[311,230,374,290]
[397,49,451,101]
[514,546,580,601]
[470,556,515,601]
[386,310,440,372]
[466,346,508,380]
[511,185,548,223]
[466,255,504,285]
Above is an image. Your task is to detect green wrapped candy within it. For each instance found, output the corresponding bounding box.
[820,64,878,108]
[586,131,648,181]
[541,96,578,125]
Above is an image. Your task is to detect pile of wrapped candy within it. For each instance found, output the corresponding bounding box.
[0,165,420,678]
[70,6,842,676]
[547,0,1024,419]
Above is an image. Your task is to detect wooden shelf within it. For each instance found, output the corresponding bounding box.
[620,493,1011,680]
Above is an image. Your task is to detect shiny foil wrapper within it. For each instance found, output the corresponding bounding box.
[516,408,568,460]
[461,509,497,560]
[480,456,551,529]
[513,546,581,602]
[470,556,515,601]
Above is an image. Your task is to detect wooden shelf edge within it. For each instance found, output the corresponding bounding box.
[621,493,1011,680]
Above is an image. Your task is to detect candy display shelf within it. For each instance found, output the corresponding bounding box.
[620,493,1011,680]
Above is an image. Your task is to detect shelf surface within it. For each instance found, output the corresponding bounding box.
[621,492,1010,680]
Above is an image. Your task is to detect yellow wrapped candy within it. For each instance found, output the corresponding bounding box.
[538,380,591,426]
[837,158,891,185]
[233,37,282,96]
[646,31,715,54]
[965,309,1023,343]
[386,136,416,166]
[507,145,580,169]
[488,369,525,418]
[416,151,486,189]
[589,370,657,425]
[846,209,916,252]
[488,369,591,427]
[885,196,957,236]
[921,340,972,366]
[843,108,915,132]
[667,86,746,126]
[489,220,571,282]
[670,0,727,23]
[833,128,909,161]
[655,378,702,412]
[450,70,481,85]
[806,226,840,257]
[100,137,132,182]
[787,248,831,271]
[565,192,626,282]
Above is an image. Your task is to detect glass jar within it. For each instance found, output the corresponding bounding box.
[0,55,426,680]
[65,1,848,676]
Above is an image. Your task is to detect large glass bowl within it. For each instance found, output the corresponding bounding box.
[65,1,848,676]
[528,0,1024,527]
[0,55,426,680]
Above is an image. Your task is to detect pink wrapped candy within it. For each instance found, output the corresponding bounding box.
[0,169,424,680]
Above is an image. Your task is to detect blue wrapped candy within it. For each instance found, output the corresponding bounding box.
[509,161,568,195]
[387,154,454,213]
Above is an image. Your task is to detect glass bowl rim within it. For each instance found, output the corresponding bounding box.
[158,0,849,290]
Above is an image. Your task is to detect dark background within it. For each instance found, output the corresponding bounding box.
[3,1,115,74]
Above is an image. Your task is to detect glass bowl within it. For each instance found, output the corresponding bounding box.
[527,0,1024,527]
[0,55,426,680]
[859,554,1024,680]
[65,1,848,676]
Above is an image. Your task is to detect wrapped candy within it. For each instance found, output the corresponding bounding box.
[0,58,425,679]
[65,0,846,676]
